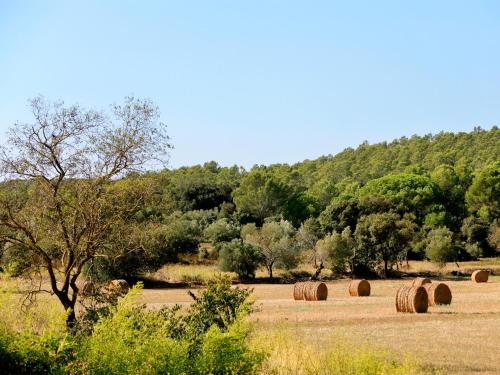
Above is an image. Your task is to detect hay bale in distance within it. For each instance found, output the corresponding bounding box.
[293,282,307,300]
[108,279,130,294]
[411,277,432,287]
[395,285,428,313]
[349,279,371,297]
[424,283,452,306]
[302,281,328,301]
[471,270,490,283]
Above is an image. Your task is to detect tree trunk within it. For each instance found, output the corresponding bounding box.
[267,263,273,279]
[55,291,77,329]
[311,260,324,281]
[66,308,77,329]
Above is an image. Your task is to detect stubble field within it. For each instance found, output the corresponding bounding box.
[140,275,500,374]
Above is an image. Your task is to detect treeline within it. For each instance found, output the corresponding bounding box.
[1,127,499,279]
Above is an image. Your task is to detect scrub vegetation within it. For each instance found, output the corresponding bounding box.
[0,98,498,374]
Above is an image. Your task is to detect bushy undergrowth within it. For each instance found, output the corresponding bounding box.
[0,276,264,375]
[0,275,433,375]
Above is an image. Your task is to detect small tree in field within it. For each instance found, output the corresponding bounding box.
[218,239,262,279]
[296,218,322,267]
[425,227,456,265]
[242,220,297,279]
[318,227,355,275]
[354,213,415,276]
[0,96,171,328]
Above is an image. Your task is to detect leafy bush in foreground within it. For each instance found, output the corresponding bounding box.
[75,277,263,374]
[0,276,263,375]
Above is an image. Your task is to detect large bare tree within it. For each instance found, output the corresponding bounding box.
[0,96,171,327]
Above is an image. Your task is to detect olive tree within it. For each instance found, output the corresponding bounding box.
[0,96,171,327]
[296,218,322,266]
[317,227,355,276]
[242,220,297,279]
[354,213,416,276]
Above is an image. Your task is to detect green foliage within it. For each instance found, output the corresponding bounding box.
[358,174,440,222]
[0,277,262,374]
[232,168,294,223]
[195,322,265,375]
[218,240,262,279]
[465,242,482,259]
[242,220,298,278]
[204,218,240,244]
[317,227,355,274]
[184,275,254,337]
[319,198,360,233]
[74,278,262,374]
[0,291,74,375]
[430,164,466,229]
[74,287,190,375]
[283,192,319,226]
[461,216,493,257]
[92,218,202,281]
[296,218,323,250]
[425,227,456,264]
[162,162,241,212]
[354,213,416,275]
[1,243,33,277]
[465,162,499,222]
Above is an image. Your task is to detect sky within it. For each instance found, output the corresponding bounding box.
[1,1,499,169]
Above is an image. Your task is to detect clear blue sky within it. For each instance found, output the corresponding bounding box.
[1,1,499,168]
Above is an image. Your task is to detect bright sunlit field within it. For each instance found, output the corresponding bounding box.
[139,261,500,375]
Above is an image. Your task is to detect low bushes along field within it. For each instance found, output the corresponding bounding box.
[0,274,431,375]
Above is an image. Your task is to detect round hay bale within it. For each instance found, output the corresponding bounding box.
[349,279,371,297]
[424,283,452,306]
[303,281,328,301]
[293,282,307,300]
[411,277,432,287]
[395,285,428,313]
[108,279,130,294]
[471,270,490,283]
[77,280,95,297]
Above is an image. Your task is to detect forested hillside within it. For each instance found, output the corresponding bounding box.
[1,126,499,280]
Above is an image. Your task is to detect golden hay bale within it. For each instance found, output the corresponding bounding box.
[395,286,428,313]
[303,281,328,301]
[424,282,452,306]
[76,280,95,297]
[411,277,432,287]
[348,279,371,297]
[108,279,130,294]
[293,282,308,300]
[471,270,490,283]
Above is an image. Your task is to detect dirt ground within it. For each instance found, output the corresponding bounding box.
[140,276,500,374]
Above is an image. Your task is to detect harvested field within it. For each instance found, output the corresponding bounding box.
[140,276,500,374]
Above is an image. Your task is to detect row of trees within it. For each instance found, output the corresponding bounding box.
[0,97,498,327]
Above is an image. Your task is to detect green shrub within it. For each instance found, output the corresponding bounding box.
[425,227,456,264]
[0,276,264,374]
[75,277,262,375]
[195,322,265,375]
[75,289,189,375]
[465,242,482,259]
[0,312,73,375]
[184,275,253,338]
[218,240,262,279]
[203,219,240,244]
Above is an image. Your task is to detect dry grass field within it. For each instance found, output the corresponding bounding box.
[140,274,500,374]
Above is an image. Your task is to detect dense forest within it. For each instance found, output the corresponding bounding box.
[1,126,499,282]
